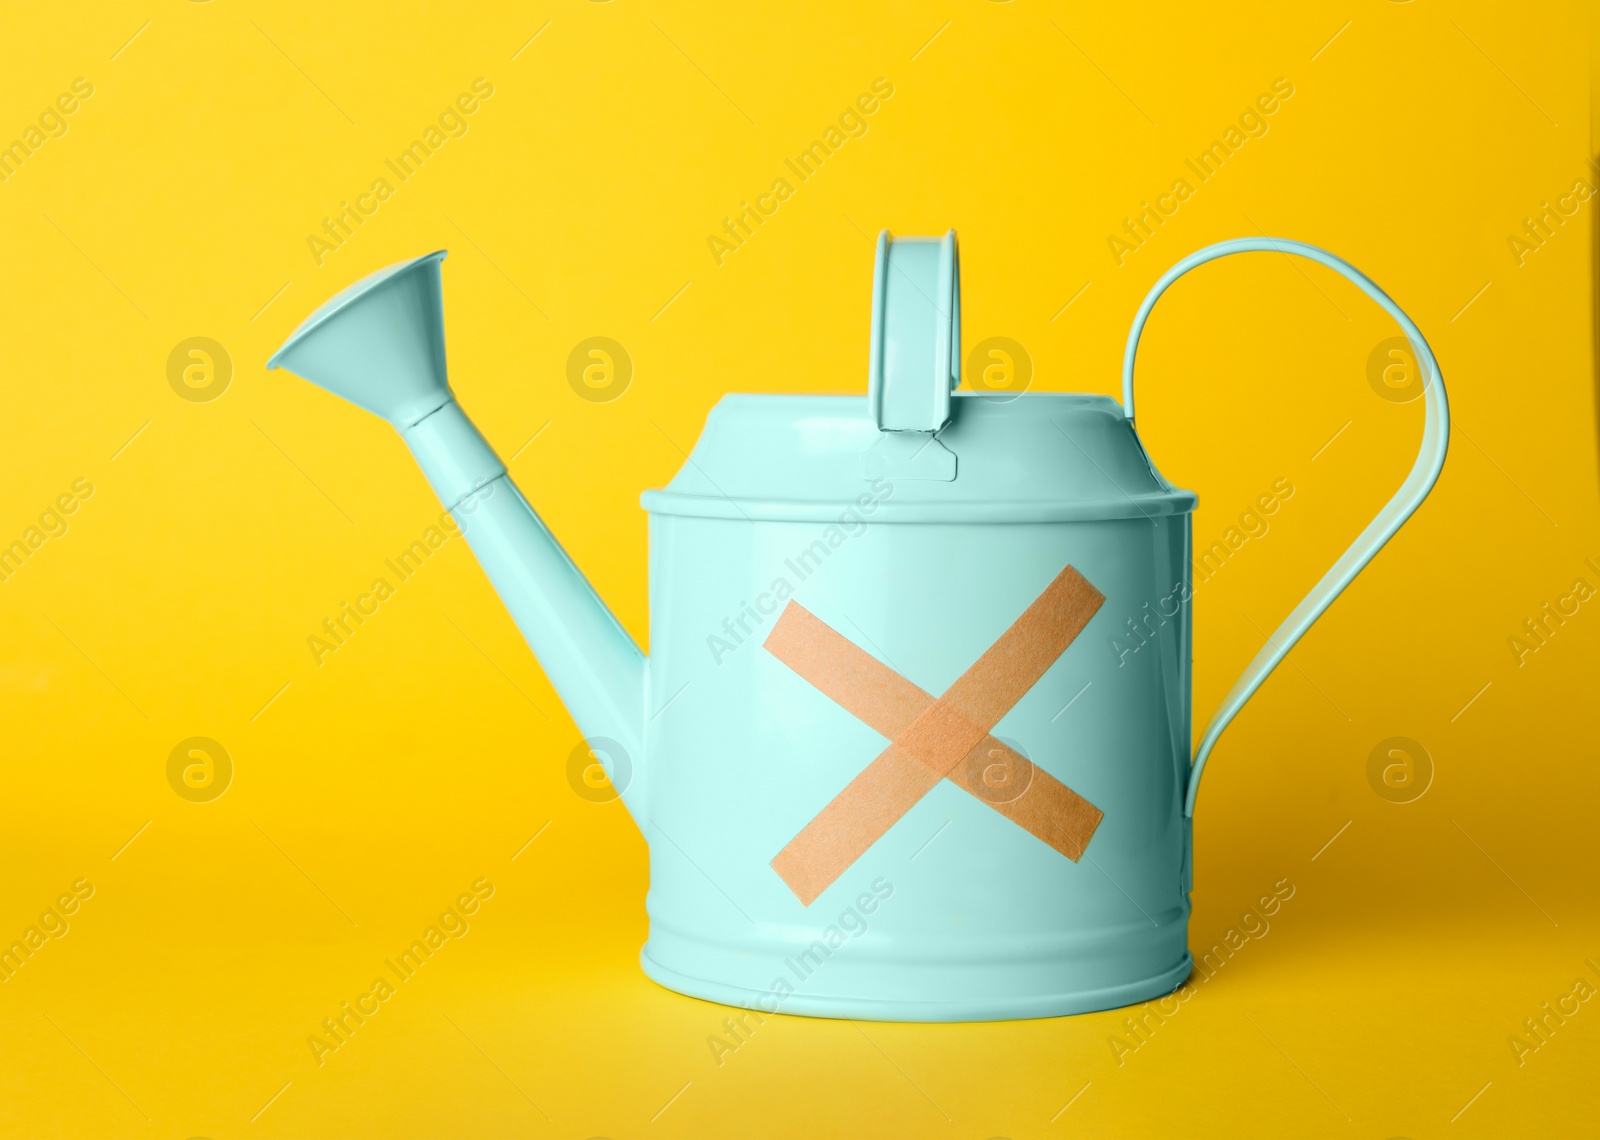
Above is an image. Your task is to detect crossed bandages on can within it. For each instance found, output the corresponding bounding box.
[765,564,1108,905]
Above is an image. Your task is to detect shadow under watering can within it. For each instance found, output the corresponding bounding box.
[267,232,1448,1021]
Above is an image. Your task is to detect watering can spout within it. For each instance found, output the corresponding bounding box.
[267,252,648,816]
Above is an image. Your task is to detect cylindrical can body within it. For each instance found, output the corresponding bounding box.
[637,506,1193,1020]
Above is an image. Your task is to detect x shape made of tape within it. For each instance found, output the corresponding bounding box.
[764,564,1106,905]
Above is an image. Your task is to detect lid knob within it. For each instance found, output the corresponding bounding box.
[867,230,959,432]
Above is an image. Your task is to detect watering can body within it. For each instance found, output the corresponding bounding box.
[637,391,1195,1017]
[269,233,1447,1021]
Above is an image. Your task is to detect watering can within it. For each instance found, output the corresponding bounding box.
[267,233,1447,1021]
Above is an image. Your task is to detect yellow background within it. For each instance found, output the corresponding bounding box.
[1,1,1596,1136]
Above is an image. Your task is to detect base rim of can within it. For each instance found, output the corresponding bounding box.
[637,949,1194,1023]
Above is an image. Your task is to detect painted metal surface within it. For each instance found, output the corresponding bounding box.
[267,234,1446,1020]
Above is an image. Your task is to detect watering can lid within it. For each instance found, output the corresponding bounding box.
[643,229,1195,523]
[640,392,1197,523]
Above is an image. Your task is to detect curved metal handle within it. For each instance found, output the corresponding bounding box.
[1121,237,1450,818]
[868,230,960,432]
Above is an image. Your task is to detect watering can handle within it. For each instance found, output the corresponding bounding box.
[868,230,960,432]
[1120,237,1450,818]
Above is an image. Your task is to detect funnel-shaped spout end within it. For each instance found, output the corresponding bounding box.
[267,250,451,427]
[267,249,651,826]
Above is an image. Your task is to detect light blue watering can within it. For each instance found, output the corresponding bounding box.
[268,234,1447,1021]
